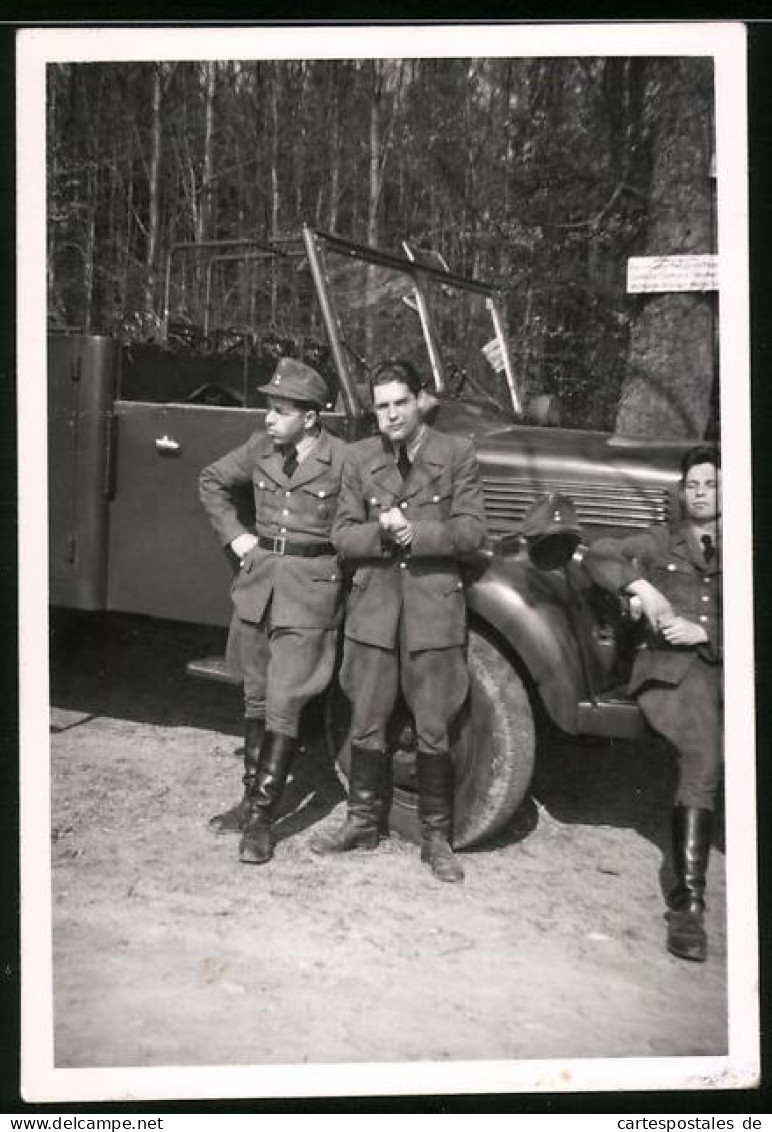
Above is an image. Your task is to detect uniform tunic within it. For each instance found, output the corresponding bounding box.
[332,428,487,754]
[585,522,723,809]
[200,428,347,736]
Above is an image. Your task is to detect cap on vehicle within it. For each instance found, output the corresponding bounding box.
[520,492,583,570]
[260,357,329,409]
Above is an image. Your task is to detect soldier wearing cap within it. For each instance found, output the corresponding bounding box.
[584,445,722,962]
[200,357,347,865]
[311,357,487,883]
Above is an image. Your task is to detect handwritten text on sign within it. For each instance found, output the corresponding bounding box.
[627,254,718,294]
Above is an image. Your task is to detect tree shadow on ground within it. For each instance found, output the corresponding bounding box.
[526,723,725,902]
[50,610,242,733]
[49,609,346,835]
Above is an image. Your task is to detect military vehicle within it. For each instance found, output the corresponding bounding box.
[49,225,693,846]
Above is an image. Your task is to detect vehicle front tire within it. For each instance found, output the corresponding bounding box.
[324,625,536,849]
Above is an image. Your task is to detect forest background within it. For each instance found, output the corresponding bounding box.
[46,55,718,437]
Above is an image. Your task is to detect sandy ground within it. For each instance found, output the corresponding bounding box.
[48,612,728,1076]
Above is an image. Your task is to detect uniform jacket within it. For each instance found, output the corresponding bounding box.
[200,428,347,628]
[584,521,722,695]
[332,428,487,651]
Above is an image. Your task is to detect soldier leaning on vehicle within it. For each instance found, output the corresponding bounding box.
[199,357,347,866]
[311,357,487,884]
[584,444,723,962]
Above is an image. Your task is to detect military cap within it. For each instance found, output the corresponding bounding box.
[260,356,329,409]
[520,492,583,570]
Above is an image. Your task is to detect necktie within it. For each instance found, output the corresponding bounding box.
[701,534,715,563]
[282,444,298,479]
[396,443,411,480]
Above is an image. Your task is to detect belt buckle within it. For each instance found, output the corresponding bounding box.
[274,536,286,555]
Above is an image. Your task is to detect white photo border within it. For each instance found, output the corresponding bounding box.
[17,20,758,1103]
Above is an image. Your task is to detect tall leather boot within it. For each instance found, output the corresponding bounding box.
[666,804,713,962]
[208,717,264,835]
[378,753,393,838]
[310,746,385,853]
[417,751,464,884]
[238,731,296,865]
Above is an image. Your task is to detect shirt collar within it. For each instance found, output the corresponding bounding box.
[395,424,427,463]
[292,432,321,465]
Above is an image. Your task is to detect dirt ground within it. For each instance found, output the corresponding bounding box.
[48,611,728,1076]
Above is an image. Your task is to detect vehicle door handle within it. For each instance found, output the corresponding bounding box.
[155,435,181,455]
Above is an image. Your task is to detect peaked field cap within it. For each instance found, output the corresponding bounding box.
[520,492,583,570]
[260,356,329,408]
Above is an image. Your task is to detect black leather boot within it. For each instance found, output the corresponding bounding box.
[666,804,713,962]
[378,753,394,838]
[238,731,296,865]
[417,751,464,884]
[310,746,386,853]
[208,718,264,835]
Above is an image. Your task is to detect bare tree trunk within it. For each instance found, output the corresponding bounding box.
[294,62,308,224]
[367,62,381,247]
[199,61,216,243]
[270,67,280,322]
[83,161,96,333]
[145,63,163,315]
[328,63,340,232]
[194,61,216,326]
[615,59,714,438]
[123,174,133,324]
[107,148,117,334]
[46,66,62,325]
[365,62,382,357]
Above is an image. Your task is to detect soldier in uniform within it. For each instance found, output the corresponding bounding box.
[311,357,487,883]
[584,445,722,961]
[199,358,346,865]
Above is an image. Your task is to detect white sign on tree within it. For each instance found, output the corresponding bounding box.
[627,254,718,293]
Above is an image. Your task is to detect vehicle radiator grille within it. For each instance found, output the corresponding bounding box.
[481,476,672,533]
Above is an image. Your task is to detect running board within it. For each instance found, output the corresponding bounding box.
[185,655,240,686]
[575,692,643,740]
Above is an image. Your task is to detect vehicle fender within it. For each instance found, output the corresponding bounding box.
[465,554,586,734]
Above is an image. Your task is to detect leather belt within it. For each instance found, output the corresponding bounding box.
[256,535,335,558]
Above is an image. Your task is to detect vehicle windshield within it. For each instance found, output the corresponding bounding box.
[316,240,519,417]
[419,271,518,415]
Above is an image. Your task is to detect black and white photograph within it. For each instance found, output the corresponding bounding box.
[17,21,758,1103]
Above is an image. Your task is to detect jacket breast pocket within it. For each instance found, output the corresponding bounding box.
[417,484,453,518]
[651,561,695,609]
[299,479,341,522]
[253,475,280,514]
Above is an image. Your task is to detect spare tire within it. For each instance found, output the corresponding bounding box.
[324,625,536,849]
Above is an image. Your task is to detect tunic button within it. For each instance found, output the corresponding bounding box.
[701,595,709,602]
[699,615,708,622]
[400,501,407,509]
[432,495,440,503]
[258,481,265,489]
[666,563,676,571]
[285,490,291,497]
[318,491,326,498]
[399,562,407,569]
[371,497,378,505]
[703,577,710,584]
[282,509,289,516]
[280,527,287,534]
